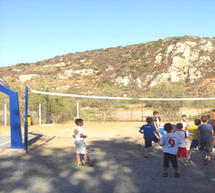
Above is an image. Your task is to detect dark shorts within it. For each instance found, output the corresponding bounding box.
[199,138,211,152]
[190,140,199,149]
[144,136,159,148]
[164,153,178,168]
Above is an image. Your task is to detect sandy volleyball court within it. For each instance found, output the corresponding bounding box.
[0,122,215,193]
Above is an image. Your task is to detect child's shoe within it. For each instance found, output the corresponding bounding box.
[77,163,84,167]
[83,163,95,167]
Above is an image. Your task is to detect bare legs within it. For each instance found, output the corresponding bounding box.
[76,154,89,164]
[201,151,211,164]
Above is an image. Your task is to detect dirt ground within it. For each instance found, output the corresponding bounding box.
[0,122,215,193]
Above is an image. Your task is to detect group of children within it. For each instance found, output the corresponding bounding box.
[139,111,215,180]
[71,110,215,180]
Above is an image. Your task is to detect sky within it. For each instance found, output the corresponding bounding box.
[0,0,215,67]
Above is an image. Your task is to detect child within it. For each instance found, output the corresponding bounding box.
[180,115,190,137]
[73,118,93,167]
[175,123,188,167]
[139,117,160,158]
[152,111,164,135]
[160,123,181,178]
[198,116,214,165]
[186,119,201,162]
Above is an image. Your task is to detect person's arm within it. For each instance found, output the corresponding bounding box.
[209,128,215,151]
[154,130,160,139]
[153,121,159,131]
[139,128,144,134]
[153,126,160,138]
[160,136,164,146]
[186,126,197,131]
[185,131,188,139]
[186,121,191,128]
[139,126,144,134]
[211,129,214,138]
[80,133,87,138]
[79,127,87,138]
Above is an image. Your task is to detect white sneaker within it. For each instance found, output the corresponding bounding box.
[210,178,215,182]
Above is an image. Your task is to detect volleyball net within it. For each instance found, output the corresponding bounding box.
[27,87,215,124]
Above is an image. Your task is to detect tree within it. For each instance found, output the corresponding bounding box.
[145,82,187,120]
[81,84,123,121]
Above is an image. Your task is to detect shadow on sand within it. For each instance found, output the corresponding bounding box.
[0,137,215,193]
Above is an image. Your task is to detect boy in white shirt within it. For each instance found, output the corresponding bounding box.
[160,123,181,178]
[73,118,93,167]
[175,123,188,167]
[180,114,190,137]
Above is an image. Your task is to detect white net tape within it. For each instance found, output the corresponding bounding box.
[30,88,215,101]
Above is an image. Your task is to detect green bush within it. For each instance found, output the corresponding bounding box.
[116,68,121,73]
[145,82,187,120]
[129,64,136,69]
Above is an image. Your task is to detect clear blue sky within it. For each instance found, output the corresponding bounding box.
[0,0,214,67]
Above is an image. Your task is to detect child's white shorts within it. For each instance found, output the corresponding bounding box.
[75,141,88,154]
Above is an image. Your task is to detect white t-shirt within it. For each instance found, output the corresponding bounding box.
[160,133,181,155]
[175,130,187,148]
[180,120,190,136]
[153,117,161,128]
[73,126,84,142]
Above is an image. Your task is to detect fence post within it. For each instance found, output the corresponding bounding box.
[77,102,80,118]
[130,110,132,121]
[39,103,42,125]
[141,103,143,122]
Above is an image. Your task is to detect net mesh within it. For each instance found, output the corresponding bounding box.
[27,88,215,124]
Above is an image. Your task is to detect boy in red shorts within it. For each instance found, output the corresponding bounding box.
[175,123,188,167]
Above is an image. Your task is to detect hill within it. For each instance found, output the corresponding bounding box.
[1,35,215,97]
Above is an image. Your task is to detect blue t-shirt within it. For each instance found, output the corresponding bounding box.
[198,123,213,140]
[140,124,156,138]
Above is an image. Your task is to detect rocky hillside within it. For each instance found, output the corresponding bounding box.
[1,35,215,96]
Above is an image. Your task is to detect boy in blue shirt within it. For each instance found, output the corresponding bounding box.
[139,117,160,158]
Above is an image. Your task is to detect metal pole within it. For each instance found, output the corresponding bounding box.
[130,110,132,121]
[39,103,41,125]
[141,103,143,122]
[24,86,29,151]
[4,104,7,126]
[77,102,80,118]
[46,89,49,124]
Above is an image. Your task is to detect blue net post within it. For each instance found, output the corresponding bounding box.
[0,85,23,148]
[24,86,29,151]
